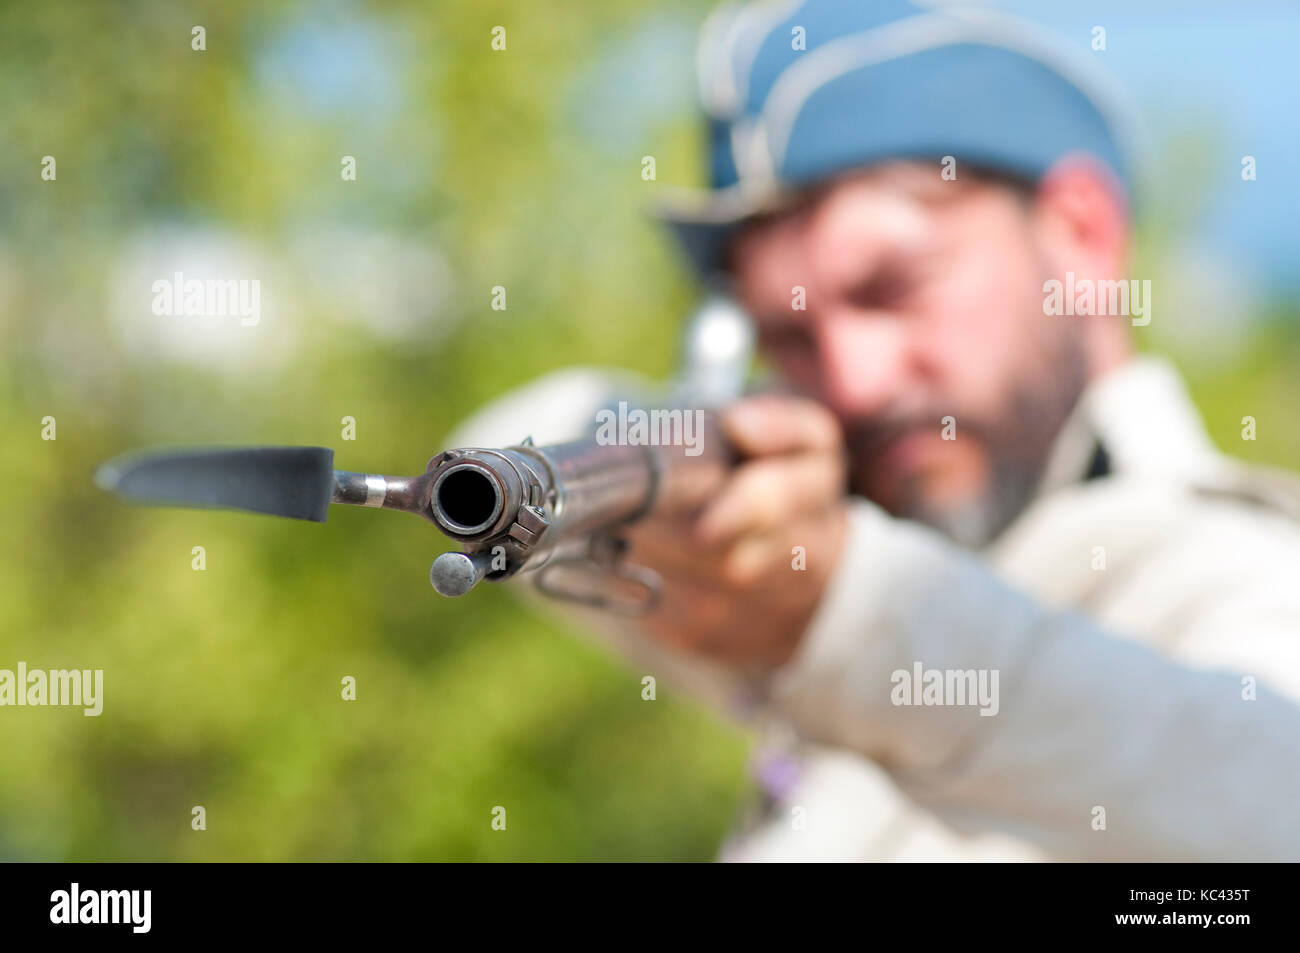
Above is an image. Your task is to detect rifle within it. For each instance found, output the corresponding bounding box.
[96,293,753,614]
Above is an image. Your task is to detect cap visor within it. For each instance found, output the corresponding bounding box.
[652,184,792,274]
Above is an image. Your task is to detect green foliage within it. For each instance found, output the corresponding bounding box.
[0,0,747,861]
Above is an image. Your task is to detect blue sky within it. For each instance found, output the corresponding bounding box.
[988,0,1300,296]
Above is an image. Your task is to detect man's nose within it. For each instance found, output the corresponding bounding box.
[814,313,911,416]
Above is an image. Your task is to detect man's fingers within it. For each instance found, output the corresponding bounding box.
[624,517,710,577]
[695,453,844,547]
[722,394,844,457]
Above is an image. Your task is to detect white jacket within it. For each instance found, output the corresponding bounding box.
[449,357,1300,861]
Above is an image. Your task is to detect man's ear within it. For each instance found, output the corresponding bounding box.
[1032,155,1135,375]
[1032,154,1130,278]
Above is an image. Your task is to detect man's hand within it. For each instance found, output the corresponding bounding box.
[624,395,851,669]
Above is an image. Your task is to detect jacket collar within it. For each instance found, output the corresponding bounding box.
[1036,356,1221,496]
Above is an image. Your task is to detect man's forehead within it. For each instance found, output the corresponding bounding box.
[743,162,980,235]
[729,161,966,266]
[836,161,961,198]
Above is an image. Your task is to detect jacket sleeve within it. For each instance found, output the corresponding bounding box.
[769,499,1300,860]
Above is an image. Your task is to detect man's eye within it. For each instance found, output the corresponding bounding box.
[759,326,813,352]
[847,259,937,310]
[848,272,911,309]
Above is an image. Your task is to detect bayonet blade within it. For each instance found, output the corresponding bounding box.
[95,446,336,522]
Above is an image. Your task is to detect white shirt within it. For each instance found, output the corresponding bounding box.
[450,357,1300,861]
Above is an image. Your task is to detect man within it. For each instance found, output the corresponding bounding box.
[454,1,1300,860]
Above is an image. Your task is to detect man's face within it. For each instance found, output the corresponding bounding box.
[729,162,1089,547]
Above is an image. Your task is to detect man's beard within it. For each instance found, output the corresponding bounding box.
[845,326,1090,549]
